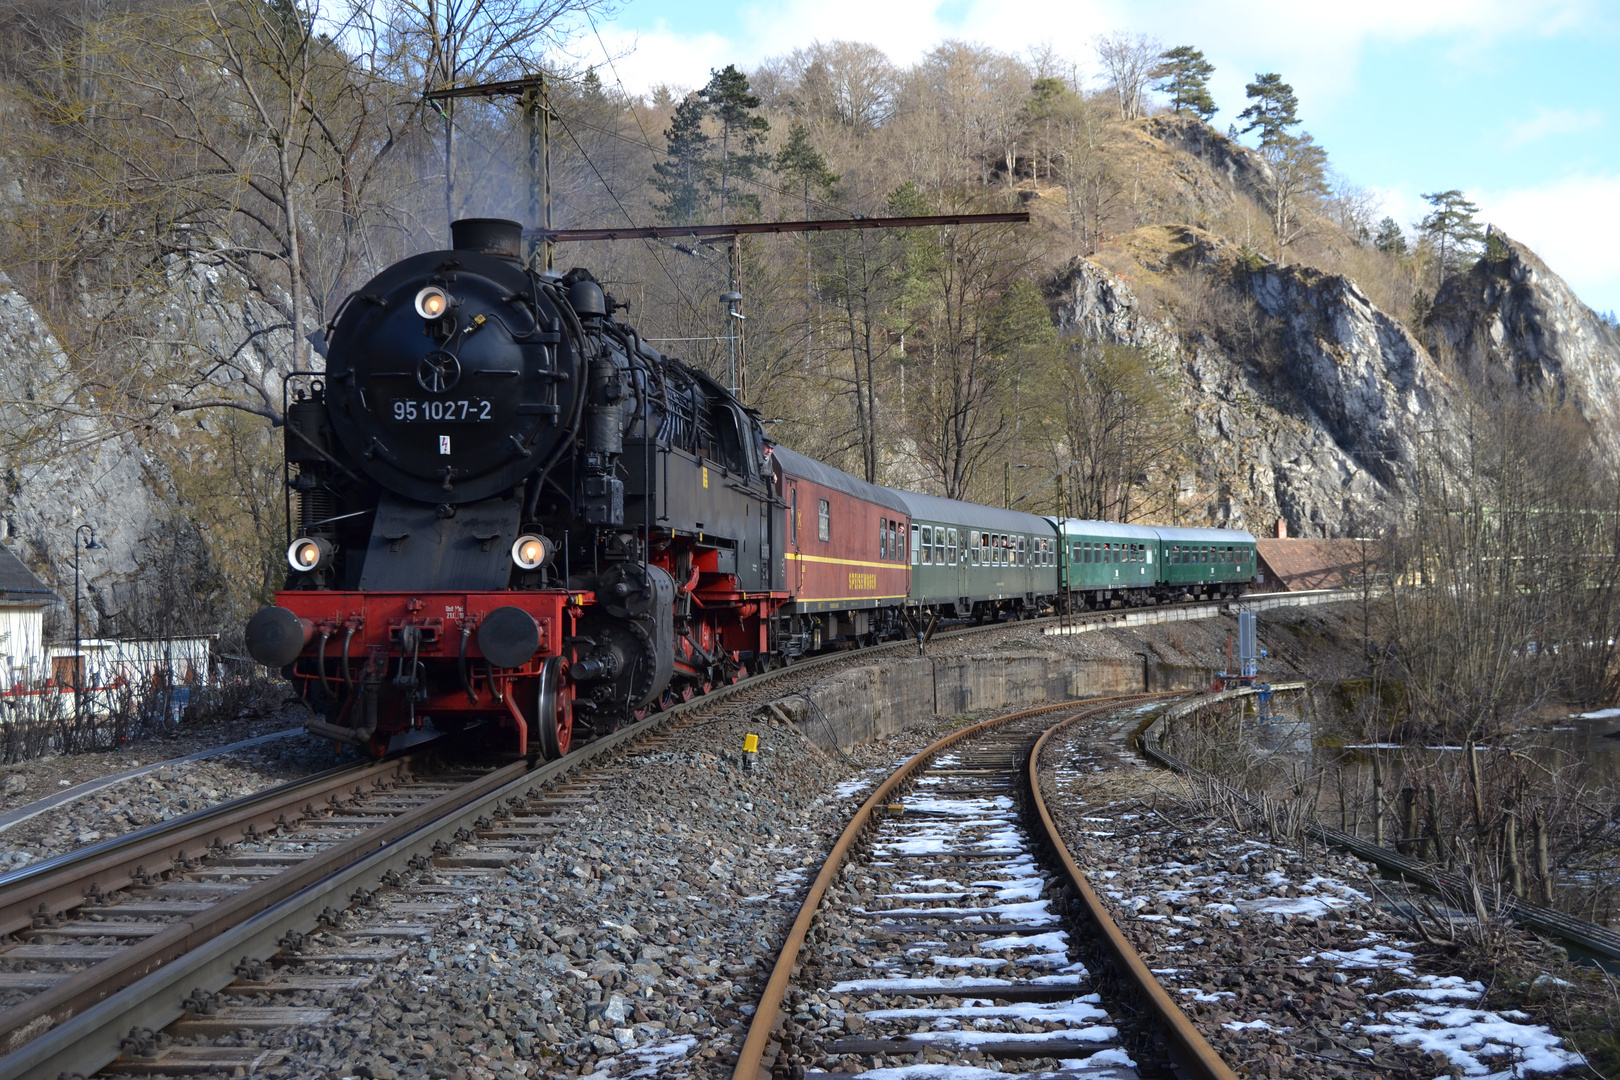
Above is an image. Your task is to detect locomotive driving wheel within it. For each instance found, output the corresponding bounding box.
[535,657,574,760]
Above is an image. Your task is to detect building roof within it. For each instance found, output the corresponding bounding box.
[1255,539,1378,591]
[0,545,57,606]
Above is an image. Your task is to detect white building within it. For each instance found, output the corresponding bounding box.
[0,544,58,687]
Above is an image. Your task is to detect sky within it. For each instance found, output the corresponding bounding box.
[572,0,1620,316]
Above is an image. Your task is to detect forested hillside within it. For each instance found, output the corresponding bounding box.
[0,0,1615,641]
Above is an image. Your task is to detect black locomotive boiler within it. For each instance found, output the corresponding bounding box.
[245,219,788,756]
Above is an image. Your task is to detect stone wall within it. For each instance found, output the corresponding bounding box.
[769,650,1216,753]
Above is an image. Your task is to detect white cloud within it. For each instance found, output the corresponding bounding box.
[586,0,1600,105]
[1473,174,1620,314]
[1503,107,1605,148]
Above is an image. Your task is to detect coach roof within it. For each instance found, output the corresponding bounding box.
[882,489,1054,536]
[771,446,911,515]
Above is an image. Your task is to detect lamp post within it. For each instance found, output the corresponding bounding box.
[72,524,100,716]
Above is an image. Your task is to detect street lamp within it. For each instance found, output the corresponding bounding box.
[72,525,100,715]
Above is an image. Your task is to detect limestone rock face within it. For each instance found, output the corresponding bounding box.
[1428,229,1620,461]
[0,271,202,637]
[1050,252,1466,537]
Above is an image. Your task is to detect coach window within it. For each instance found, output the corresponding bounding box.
[879,521,887,560]
[818,499,830,542]
[947,529,958,565]
[920,525,932,564]
[1018,536,1027,565]
[910,524,920,564]
[932,529,944,565]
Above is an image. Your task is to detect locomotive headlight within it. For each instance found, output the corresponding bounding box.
[511,533,553,571]
[414,286,451,320]
[287,537,334,573]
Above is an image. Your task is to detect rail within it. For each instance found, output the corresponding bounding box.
[1028,707,1241,1080]
[733,692,1240,1080]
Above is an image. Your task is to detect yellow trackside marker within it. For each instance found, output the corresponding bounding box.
[743,732,759,773]
[702,466,709,488]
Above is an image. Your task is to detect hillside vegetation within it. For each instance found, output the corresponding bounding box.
[0,3,1617,665]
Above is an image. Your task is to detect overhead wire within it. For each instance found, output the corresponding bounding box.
[547,107,707,324]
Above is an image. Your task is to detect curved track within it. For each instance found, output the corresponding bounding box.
[0,595,1288,1079]
[733,695,1240,1080]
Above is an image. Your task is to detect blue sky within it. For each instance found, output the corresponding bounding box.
[580,0,1620,315]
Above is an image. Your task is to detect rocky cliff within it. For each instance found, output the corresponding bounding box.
[1428,228,1620,462]
[1044,123,1620,539]
[0,271,205,638]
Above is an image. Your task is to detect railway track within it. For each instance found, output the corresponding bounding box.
[0,595,1313,1079]
[733,695,1240,1080]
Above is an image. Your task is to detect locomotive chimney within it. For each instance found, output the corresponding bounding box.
[450,217,523,261]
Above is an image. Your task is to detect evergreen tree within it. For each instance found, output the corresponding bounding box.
[1152,46,1216,120]
[1420,189,1486,287]
[702,64,770,219]
[651,92,710,224]
[1236,72,1299,150]
[774,122,838,213]
[1374,216,1408,255]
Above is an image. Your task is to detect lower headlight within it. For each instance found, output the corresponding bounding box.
[288,537,334,573]
[511,533,553,571]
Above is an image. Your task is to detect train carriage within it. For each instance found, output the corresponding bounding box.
[1050,519,1163,608]
[772,447,910,654]
[887,491,1059,620]
[1151,526,1257,600]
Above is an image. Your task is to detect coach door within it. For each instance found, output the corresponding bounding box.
[787,483,804,591]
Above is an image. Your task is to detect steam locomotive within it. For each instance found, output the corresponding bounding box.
[245,217,1257,757]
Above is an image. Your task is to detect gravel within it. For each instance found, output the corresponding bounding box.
[0,733,345,870]
[1039,702,1589,1080]
[81,603,1378,1080]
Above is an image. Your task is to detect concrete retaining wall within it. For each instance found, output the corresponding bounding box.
[771,651,1216,753]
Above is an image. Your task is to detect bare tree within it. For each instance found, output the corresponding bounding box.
[378,0,611,233]
[1092,32,1159,121]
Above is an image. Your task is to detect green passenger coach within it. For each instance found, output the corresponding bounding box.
[886,490,1060,621]
[1151,525,1258,600]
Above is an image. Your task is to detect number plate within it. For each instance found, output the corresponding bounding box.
[390,399,493,423]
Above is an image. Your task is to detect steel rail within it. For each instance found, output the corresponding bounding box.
[0,618,1073,1080]
[0,756,496,1057]
[1029,705,1242,1080]
[0,755,412,939]
[731,693,1173,1080]
[0,596,1336,1078]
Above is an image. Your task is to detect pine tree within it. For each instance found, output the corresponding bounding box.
[774,122,838,214]
[651,92,710,224]
[1152,46,1216,120]
[1420,189,1486,287]
[1374,216,1408,256]
[1236,73,1299,150]
[702,64,770,219]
